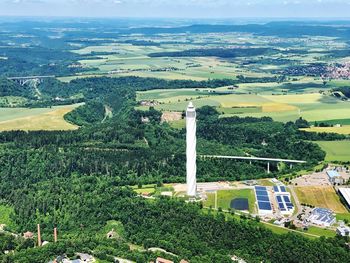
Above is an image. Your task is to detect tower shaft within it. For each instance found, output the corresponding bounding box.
[186,102,197,196]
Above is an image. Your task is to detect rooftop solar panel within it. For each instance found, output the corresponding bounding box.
[321,215,328,222]
[255,186,266,191]
[273,186,279,192]
[283,196,291,203]
[280,186,286,192]
[280,208,286,211]
[257,195,270,202]
[276,196,282,202]
[278,202,285,209]
[258,201,272,210]
[256,190,268,196]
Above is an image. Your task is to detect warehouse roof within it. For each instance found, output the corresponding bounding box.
[326,170,341,178]
[339,188,350,207]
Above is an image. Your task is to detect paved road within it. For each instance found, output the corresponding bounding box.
[289,185,302,220]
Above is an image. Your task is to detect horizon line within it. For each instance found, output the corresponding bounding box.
[1,15,350,20]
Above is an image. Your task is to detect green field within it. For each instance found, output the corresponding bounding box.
[204,189,256,213]
[137,87,350,124]
[316,141,350,162]
[0,104,81,131]
[336,213,350,222]
[304,226,336,238]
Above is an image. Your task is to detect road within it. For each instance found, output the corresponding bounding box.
[203,206,322,238]
[289,185,302,220]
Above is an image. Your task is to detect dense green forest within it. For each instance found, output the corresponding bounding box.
[0,46,93,77]
[0,78,34,98]
[0,76,348,262]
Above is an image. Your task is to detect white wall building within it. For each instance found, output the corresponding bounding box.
[336,225,350,237]
[338,188,350,209]
[326,170,344,185]
[307,208,336,227]
[186,102,197,196]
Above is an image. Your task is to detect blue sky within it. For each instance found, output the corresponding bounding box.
[1,0,350,18]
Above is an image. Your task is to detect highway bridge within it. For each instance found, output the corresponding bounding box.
[7,75,55,85]
[200,155,307,174]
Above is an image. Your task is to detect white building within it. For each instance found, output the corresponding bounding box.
[273,185,294,215]
[307,208,336,227]
[336,225,350,237]
[186,102,197,196]
[338,188,350,209]
[326,170,344,185]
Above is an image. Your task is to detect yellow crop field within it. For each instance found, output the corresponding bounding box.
[295,186,348,213]
[262,103,297,112]
[262,93,323,104]
[302,126,350,135]
[0,104,81,131]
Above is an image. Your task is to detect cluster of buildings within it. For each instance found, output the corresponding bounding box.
[254,185,294,216]
[139,100,160,107]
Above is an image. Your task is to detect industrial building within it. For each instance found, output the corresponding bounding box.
[336,225,350,237]
[273,185,294,215]
[338,188,350,209]
[326,170,344,185]
[307,208,336,227]
[255,186,273,215]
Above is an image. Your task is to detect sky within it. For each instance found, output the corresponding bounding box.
[1,0,350,18]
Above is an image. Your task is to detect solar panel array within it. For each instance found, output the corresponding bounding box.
[273,185,287,193]
[275,193,294,212]
[255,186,272,211]
[310,208,335,225]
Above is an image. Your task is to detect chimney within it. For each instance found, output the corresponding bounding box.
[37,224,42,247]
[54,227,57,243]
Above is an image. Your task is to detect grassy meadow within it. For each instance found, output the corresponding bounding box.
[316,141,350,162]
[204,189,256,213]
[0,104,81,131]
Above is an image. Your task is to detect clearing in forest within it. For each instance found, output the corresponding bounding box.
[204,189,256,213]
[0,104,81,131]
[315,141,350,161]
[294,186,348,213]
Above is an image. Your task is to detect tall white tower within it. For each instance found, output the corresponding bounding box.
[186,102,197,196]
